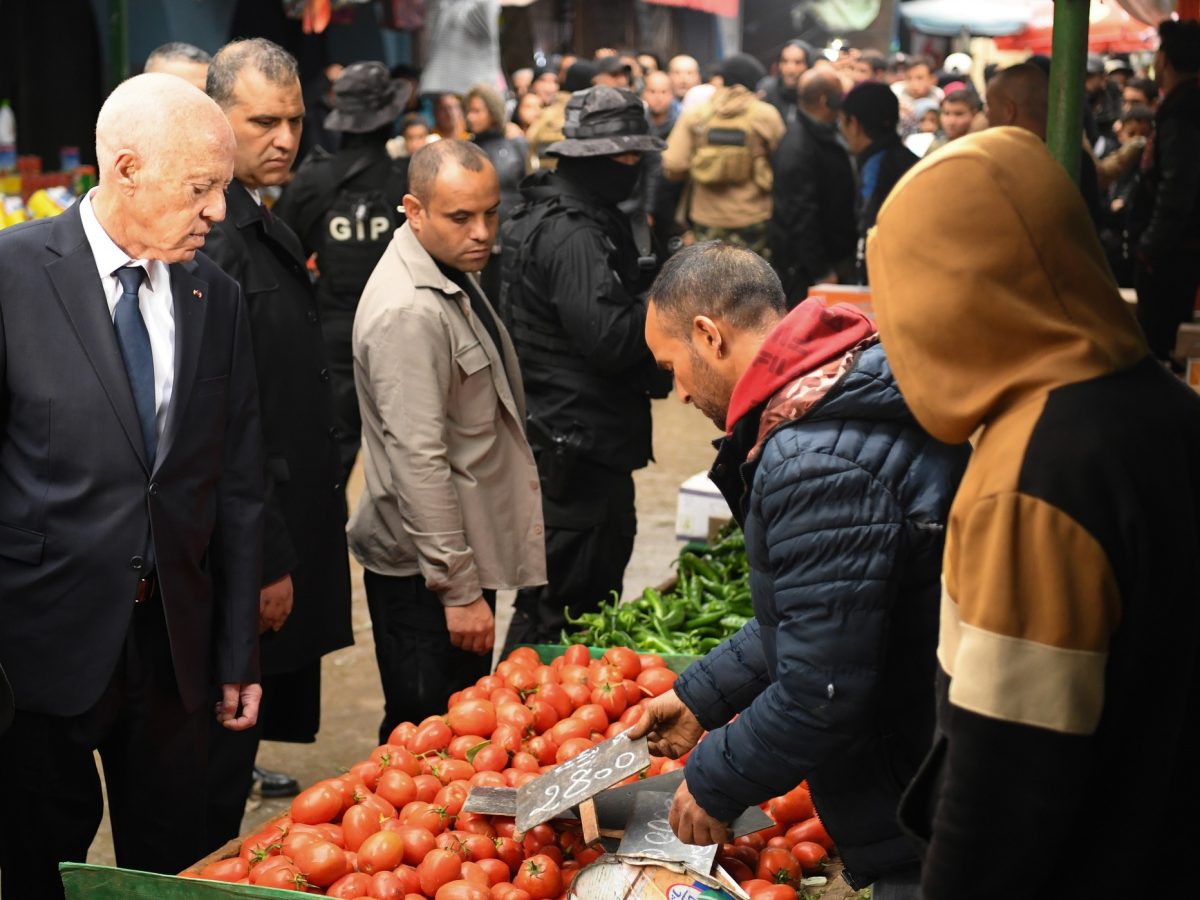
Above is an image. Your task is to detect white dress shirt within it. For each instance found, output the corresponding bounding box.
[79,191,175,444]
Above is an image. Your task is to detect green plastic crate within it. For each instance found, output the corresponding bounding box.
[60,863,300,899]
[519,643,700,674]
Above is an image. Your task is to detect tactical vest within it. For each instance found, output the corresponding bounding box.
[689,95,774,192]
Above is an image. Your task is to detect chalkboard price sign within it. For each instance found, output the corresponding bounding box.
[617,790,719,874]
[515,729,650,833]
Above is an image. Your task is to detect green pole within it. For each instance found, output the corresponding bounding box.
[108,0,129,90]
[1045,0,1089,182]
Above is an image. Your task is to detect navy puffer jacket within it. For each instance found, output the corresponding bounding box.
[674,343,968,888]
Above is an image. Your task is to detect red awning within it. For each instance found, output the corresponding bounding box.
[641,0,739,16]
[994,0,1158,53]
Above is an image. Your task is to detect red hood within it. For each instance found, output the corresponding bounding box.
[726,299,878,433]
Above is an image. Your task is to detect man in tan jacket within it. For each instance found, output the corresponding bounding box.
[349,140,546,743]
[662,54,785,254]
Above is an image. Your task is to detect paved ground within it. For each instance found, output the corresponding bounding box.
[83,395,860,897]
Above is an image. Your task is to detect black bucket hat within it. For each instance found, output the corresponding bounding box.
[324,61,414,133]
[546,86,667,158]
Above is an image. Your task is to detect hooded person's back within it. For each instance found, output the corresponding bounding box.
[868,126,1200,898]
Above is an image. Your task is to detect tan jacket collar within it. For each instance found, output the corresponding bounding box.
[394,222,463,298]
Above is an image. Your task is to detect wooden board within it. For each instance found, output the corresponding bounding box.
[462,785,517,817]
[515,729,650,833]
[616,790,719,874]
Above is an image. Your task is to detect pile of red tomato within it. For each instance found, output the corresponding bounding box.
[183,645,836,899]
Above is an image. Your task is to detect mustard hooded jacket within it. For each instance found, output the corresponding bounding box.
[867,127,1200,897]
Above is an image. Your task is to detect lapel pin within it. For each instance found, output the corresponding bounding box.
[192,289,203,299]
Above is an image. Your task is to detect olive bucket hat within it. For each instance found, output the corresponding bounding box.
[546,86,667,157]
[324,61,414,134]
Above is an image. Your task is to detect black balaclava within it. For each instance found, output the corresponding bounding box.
[557,155,642,205]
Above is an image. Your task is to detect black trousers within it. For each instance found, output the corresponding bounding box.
[364,571,495,746]
[503,466,636,655]
[203,662,322,851]
[1136,253,1200,361]
[0,597,209,900]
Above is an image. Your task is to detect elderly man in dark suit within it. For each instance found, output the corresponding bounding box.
[201,38,353,845]
[0,74,265,899]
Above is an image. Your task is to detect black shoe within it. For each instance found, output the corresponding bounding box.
[254,765,301,798]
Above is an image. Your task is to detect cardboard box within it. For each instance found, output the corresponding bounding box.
[675,471,730,542]
[806,283,874,318]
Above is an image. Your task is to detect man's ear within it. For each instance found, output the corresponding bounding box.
[693,315,725,356]
[402,193,423,230]
[112,150,141,195]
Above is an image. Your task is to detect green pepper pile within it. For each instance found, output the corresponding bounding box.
[562,526,752,655]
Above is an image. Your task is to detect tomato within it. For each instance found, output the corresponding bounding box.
[638,652,666,669]
[783,816,834,851]
[587,664,623,689]
[357,830,405,874]
[341,804,383,852]
[474,857,511,886]
[239,831,281,864]
[635,666,678,697]
[489,687,523,708]
[737,832,767,851]
[460,860,490,886]
[524,734,558,766]
[505,666,538,693]
[749,885,799,900]
[757,847,801,885]
[563,644,591,667]
[572,702,610,733]
[419,848,467,896]
[436,879,491,900]
[737,880,772,896]
[465,742,505,773]
[508,750,539,773]
[590,680,628,719]
[281,829,323,860]
[292,838,349,887]
[716,856,754,883]
[350,760,383,792]
[533,665,557,685]
[388,824,436,865]
[436,781,471,817]
[507,646,542,668]
[788,841,828,873]
[357,791,397,819]
[490,723,524,755]
[558,663,590,686]
[412,772,443,802]
[291,781,344,825]
[550,716,592,745]
[602,646,642,680]
[768,786,814,826]
[561,681,591,709]
[449,734,486,760]
[533,683,573,720]
[492,836,523,876]
[249,855,295,884]
[387,722,417,746]
[374,768,417,809]
[326,871,373,898]
[520,824,557,856]
[448,699,497,737]
[495,702,535,734]
[256,863,307,891]
[725,843,760,869]
[513,853,562,900]
[384,866,423,897]
[433,757,476,785]
[470,770,507,789]
[555,736,595,763]
[409,718,453,755]
[200,857,249,882]
[525,698,558,733]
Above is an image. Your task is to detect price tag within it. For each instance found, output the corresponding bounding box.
[515,729,649,833]
[617,791,719,874]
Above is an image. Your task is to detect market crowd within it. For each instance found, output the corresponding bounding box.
[0,11,1198,900]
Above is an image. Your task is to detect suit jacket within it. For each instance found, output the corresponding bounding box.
[202,183,352,676]
[0,203,265,717]
[348,222,546,604]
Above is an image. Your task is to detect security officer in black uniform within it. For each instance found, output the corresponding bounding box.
[274,62,412,483]
[499,87,672,651]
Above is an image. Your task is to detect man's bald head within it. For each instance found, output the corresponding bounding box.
[402,140,500,273]
[96,73,233,181]
[986,63,1048,137]
[799,67,844,124]
[92,74,236,263]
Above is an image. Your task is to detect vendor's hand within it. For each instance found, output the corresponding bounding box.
[216,682,262,731]
[258,574,294,634]
[669,777,730,846]
[446,597,495,655]
[627,689,704,758]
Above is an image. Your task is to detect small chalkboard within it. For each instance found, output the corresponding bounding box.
[462,785,517,816]
[515,729,650,833]
[617,791,719,874]
[592,768,775,838]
